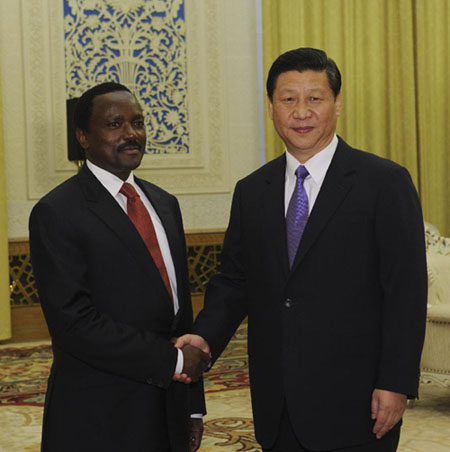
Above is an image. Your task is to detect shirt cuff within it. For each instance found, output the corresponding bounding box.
[190,413,203,418]
[175,347,183,375]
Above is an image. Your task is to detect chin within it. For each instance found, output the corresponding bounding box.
[124,154,144,168]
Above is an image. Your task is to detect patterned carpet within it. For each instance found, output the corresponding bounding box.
[1,325,450,451]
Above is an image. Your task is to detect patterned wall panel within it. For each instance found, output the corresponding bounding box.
[18,0,234,200]
[186,232,224,295]
[64,0,189,155]
[8,233,224,306]
[8,241,39,306]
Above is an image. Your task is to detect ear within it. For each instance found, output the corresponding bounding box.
[267,96,274,120]
[335,91,342,116]
[76,128,89,150]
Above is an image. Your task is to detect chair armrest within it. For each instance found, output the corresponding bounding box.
[427,304,450,323]
[427,252,450,306]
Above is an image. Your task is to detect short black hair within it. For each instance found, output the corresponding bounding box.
[74,82,132,132]
[266,47,341,100]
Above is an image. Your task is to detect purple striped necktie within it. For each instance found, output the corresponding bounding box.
[286,165,309,268]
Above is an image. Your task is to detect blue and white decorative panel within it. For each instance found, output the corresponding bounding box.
[63,0,188,155]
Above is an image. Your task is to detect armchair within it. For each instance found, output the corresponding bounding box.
[420,222,450,388]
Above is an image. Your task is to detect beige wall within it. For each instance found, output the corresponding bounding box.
[0,0,261,238]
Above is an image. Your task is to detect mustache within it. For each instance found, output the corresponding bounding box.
[117,140,143,152]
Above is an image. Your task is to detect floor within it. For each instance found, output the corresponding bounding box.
[1,326,449,451]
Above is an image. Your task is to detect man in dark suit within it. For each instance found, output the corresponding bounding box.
[175,48,427,451]
[29,82,209,452]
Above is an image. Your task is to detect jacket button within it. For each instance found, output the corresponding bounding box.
[284,298,292,308]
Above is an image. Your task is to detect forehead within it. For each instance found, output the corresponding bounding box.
[91,91,142,119]
[275,70,330,92]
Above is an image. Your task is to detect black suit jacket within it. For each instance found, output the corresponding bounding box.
[193,138,427,450]
[29,164,205,452]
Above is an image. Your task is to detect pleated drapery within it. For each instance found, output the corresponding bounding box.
[0,69,11,340]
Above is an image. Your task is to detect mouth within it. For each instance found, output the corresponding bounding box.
[292,126,314,135]
[118,142,143,154]
[122,146,141,153]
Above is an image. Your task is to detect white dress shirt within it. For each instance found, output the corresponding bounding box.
[285,135,338,216]
[86,160,185,375]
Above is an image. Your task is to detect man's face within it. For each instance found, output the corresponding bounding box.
[77,90,146,180]
[268,70,342,162]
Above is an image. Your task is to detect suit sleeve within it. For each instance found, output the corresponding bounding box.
[29,200,178,389]
[171,197,206,415]
[374,165,427,397]
[193,182,248,363]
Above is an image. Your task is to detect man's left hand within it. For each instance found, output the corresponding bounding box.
[371,389,407,439]
[189,418,203,452]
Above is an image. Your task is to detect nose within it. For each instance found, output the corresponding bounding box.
[292,101,311,120]
[123,122,137,140]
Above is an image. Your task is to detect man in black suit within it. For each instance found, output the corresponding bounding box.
[29,82,209,452]
[175,48,427,451]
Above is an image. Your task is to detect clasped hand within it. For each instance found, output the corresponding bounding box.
[172,335,211,384]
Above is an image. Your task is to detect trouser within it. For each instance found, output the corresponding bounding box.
[263,405,400,452]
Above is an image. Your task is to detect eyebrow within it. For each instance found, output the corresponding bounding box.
[279,87,326,94]
[106,114,123,121]
[105,113,144,121]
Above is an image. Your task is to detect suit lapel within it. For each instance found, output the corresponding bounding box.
[262,155,290,279]
[289,139,356,274]
[135,178,186,317]
[77,165,168,292]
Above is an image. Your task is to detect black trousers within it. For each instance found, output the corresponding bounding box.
[263,405,401,452]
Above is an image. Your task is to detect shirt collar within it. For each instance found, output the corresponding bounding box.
[285,134,338,184]
[86,159,135,198]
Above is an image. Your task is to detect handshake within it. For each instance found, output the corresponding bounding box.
[172,335,211,384]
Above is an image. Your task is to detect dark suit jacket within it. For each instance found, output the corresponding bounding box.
[193,137,427,451]
[29,164,205,452]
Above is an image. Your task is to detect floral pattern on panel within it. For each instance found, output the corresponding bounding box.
[63,0,188,154]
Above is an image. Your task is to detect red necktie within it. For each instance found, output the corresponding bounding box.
[120,182,173,300]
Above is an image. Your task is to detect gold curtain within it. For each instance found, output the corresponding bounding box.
[415,0,450,238]
[0,68,11,340]
[262,0,449,236]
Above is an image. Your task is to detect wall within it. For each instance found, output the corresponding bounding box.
[0,0,262,238]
